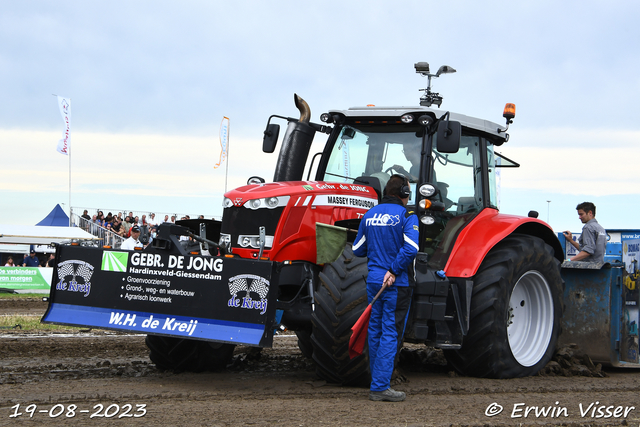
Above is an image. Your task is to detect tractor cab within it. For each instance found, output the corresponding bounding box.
[261,62,519,271]
[313,105,518,264]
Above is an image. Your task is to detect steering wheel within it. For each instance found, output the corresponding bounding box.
[385,166,405,175]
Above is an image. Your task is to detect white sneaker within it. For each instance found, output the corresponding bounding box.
[369,388,406,402]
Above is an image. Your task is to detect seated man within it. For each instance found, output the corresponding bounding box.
[392,140,421,182]
[436,182,455,211]
[369,156,390,191]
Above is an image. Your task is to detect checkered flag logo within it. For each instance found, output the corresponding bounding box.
[57,260,94,286]
[248,277,270,300]
[57,262,75,281]
[228,274,270,300]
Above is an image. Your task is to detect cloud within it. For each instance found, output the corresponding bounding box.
[0,127,279,224]
[2,0,640,230]
[498,127,640,196]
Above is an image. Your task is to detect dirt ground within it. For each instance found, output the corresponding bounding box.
[2,299,640,426]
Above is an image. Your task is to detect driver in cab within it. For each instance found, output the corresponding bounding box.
[392,140,421,182]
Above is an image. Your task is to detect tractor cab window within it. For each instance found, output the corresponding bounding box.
[424,134,486,260]
[431,135,483,216]
[322,126,421,204]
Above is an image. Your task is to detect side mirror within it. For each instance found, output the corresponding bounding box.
[247,176,265,185]
[263,123,280,153]
[436,120,461,153]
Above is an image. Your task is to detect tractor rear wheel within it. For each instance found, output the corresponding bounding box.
[444,234,563,378]
[146,335,235,372]
[310,244,370,386]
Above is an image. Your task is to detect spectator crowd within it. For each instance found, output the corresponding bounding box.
[0,209,211,267]
[77,209,209,248]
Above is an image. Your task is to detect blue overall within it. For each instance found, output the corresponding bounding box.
[353,196,419,392]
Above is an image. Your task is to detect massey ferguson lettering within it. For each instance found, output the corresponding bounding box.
[328,196,349,205]
[327,195,376,208]
[317,194,377,209]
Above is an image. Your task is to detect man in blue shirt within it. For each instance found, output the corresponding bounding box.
[22,250,40,267]
[353,174,419,402]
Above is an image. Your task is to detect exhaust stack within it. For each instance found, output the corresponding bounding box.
[272,94,316,182]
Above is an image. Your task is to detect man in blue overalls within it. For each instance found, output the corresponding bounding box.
[353,174,419,402]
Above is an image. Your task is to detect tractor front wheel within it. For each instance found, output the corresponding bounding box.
[310,244,370,386]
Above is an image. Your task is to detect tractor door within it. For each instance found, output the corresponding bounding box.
[423,135,501,267]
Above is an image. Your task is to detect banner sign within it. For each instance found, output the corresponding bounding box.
[42,246,279,347]
[56,96,71,155]
[0,267,52,290]
[622,239,640,363]
[214,116,229,169]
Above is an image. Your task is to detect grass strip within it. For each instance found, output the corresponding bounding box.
[0,292,48,300]
[0,315,85,332]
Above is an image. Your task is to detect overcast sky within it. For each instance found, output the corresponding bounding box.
[1,1,639,235]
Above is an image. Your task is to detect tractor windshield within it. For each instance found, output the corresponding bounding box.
[321,125,422,205]
[320,125,488,213]
[319,124,496,258]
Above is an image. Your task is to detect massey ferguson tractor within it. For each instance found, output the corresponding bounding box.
[43,63,565,383]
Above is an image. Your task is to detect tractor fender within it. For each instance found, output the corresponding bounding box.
[443,208,563,278]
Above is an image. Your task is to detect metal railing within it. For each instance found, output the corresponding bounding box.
[72,213,126,249]
[71,207,221,225]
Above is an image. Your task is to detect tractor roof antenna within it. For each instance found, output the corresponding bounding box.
[415,62,456,108]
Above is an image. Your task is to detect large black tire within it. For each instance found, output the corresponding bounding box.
[444,234,563,378]
[310,244,370,386]
[145,335,235,372]
[295,330,313,359]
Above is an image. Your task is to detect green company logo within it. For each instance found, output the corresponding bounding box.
[102,251,128,272]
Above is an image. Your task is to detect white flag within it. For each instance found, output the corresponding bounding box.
[214,116,229,169]
[56,96,71,155]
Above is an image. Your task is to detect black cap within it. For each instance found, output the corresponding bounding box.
[131,225,140,233]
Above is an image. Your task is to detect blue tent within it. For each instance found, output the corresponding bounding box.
[36,204,69,227]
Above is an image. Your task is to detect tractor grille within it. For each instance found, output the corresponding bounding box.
[220,206,284,250]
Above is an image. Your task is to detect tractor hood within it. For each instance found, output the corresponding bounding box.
[221,180,377,262]
[223,180,378,209]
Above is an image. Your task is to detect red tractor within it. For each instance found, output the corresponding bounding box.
[44,63,563,383]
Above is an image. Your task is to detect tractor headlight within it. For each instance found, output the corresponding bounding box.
[266,197,279,208]
[420,215,435,225]
[418,115,433,127]
[223,197,234,208]
[320,113,333,123]
[419,184,436,197]
[419,199,432,209]
[244,196,290,210]
[401,114,414,124]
